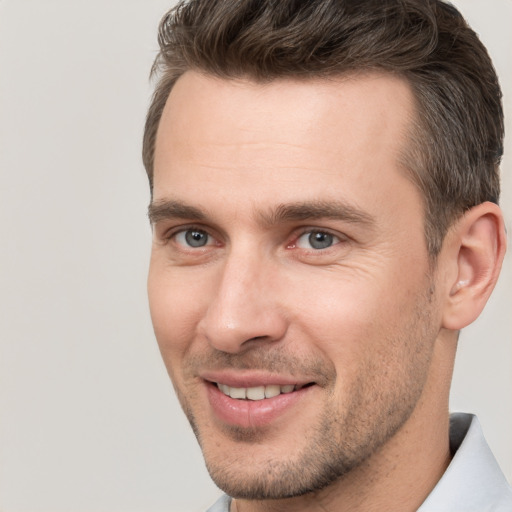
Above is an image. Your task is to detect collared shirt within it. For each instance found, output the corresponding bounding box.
[418,413,512,511]
[207,413,512,512]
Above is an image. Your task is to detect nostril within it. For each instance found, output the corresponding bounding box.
[247,335,271,342]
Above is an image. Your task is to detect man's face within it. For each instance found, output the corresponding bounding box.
[148,72,442,498]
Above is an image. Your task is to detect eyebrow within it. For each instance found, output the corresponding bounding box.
[148,200,207,224]
[259,200,376,228]
[148,198,375,229]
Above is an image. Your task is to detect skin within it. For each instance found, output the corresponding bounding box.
[147,71,506,512]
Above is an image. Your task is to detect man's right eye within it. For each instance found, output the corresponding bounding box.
[174,228,212,248]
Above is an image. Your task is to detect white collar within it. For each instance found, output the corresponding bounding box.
[418,413,512,511]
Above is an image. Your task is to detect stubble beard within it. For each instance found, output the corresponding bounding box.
[175,288,437,500]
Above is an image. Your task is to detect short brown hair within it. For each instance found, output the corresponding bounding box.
[142,0,504,256]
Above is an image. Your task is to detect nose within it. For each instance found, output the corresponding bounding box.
[198,249,288,354]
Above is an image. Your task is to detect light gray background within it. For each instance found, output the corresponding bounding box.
[0,1,510,511]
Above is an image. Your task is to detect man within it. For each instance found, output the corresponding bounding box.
[143,0,512,510]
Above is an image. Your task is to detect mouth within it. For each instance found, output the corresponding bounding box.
[201,373,317,428]
[203,378,316,428]
[215,382,312,401]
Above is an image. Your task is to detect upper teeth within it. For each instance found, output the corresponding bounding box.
[217,383,296,400]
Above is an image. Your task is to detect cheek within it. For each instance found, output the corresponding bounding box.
[289,266,427,378]
[284,282,378,399]
[147,263,208,363]
[290,269,389,341]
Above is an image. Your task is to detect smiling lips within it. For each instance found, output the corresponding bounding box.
[206,379,314,428]
[216,382,301,400]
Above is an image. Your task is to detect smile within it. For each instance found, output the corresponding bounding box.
[216,383,301,400]
[205,378,315,427]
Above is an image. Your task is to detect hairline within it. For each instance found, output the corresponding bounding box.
[147,68,444,262]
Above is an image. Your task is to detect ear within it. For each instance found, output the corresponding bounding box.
[442,202,507,330]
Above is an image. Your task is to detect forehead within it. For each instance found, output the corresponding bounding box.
[153,71,418,218]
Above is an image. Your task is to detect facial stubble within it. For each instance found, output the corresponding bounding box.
[173,285,437,500]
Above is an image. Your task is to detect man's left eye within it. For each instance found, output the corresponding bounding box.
[296,230,340,250]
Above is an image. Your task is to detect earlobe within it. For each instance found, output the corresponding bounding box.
[442,202,507,331]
